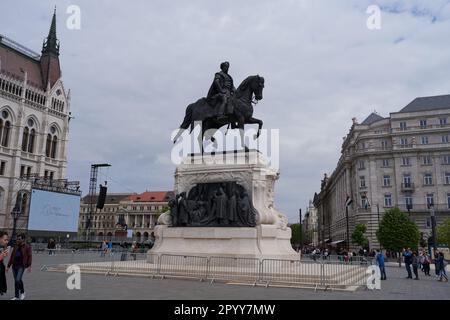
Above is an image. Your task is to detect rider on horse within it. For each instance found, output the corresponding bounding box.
[206,61,236,120]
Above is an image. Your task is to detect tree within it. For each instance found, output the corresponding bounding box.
[351,224,368,248]
[437,218,450,249]
[376,207,420,266]
[290,223,302,248]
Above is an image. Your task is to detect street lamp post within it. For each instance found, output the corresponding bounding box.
[9,205,21,247]
[299,209,302,253]
[429,204,437,256]
[377,204,380,224]
[346,205,350,252]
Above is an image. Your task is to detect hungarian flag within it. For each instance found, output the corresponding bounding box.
[345,196,353,207]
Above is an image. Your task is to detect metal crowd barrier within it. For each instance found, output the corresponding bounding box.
[159,254,208,280]
[43,253,374,289]
[207,256,260,283]
[260,259,324,287]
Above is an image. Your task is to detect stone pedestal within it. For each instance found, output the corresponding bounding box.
[150,150,298,259]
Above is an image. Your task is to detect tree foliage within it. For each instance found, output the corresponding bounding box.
[376,207,420,252]
[437,218,450,248]
[290,223,302,246]
[351,224,368,248]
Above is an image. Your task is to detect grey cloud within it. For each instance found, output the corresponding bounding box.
[2,0,450,222]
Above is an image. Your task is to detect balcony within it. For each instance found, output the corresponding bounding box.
[400,183,415,192]
[398,204,450,213]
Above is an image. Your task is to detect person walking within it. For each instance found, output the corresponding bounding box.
[403,248,413,279]
[437,252,448,282]
[100,241,107,257]
[434,252,441,278]
[131,241,138,261]
[422,252,431,276]
[376,250,387,280]
[412,251,419,280]
[419,250,424,273]
[0,231,9,296]
[6,233,32,300]
[47,238,55,256]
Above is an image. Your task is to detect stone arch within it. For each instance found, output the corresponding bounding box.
[24,114,41,132]
[48,122,62,136]
[0,105,17,123]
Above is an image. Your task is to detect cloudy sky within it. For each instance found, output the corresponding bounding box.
[2,0,450,223]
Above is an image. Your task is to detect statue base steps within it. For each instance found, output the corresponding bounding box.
[148,224,299,260]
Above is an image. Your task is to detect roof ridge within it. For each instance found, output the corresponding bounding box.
[400,94,450,113]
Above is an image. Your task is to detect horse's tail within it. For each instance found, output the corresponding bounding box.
[173,103,194,144]
[180,103,194,130]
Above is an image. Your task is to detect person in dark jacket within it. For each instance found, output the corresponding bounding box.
[422,252,431,276]
[412,251,419,280]
[403,248,413,279]
[0,231,9,295]
[437,252,448,282]
[434,252,440,277]
[6,233,32,300]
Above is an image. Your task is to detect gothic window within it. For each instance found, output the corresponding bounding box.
[46,134,52,157]
[51,135,57,158]
[1,121,11,147]
[28,129,35,153]
[21,127,29,151]
[46,126,58,159]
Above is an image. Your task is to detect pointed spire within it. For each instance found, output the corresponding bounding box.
[40,9,62,90]
[42,7,59,56]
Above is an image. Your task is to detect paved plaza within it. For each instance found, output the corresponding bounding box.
[0,253,449,300]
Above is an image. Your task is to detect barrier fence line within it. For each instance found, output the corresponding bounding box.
[159,254,208,280]
[207,256,261,283]
[44,252,374,289]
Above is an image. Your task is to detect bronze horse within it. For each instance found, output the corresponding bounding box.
[173,75,265,152]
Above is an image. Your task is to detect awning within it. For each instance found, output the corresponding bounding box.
[330,240,345,246]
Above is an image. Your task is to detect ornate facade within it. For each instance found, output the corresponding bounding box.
[0,11,70,232]
[78,191,174,241]
[314,95,450,250]
[302,200,319,247]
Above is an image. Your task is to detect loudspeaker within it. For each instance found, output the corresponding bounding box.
[96,185,107,209]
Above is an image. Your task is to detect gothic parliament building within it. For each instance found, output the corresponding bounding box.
[0,11,71,232]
